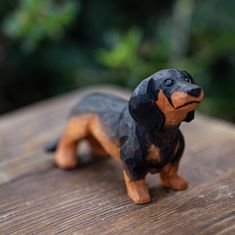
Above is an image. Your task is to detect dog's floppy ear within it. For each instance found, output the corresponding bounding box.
[182,70,196,84]
[129,78,164,130]
[184,110,195,122]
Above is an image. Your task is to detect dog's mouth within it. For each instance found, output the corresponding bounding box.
[172,90,204,110]
[175,101,200,110]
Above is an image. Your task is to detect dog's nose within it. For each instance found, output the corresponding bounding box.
[187,87,201,97]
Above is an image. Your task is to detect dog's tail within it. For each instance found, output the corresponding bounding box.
[44,137,60,153]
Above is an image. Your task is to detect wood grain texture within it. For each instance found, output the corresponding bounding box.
[0,86,235,235]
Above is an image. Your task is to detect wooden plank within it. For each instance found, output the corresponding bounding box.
[0,160,234,234]
[0,86,235,234]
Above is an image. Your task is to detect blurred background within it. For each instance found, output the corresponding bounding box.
[0,0,234,122]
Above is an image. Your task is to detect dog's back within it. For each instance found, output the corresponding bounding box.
[70,92,131,139]
[71,92,127,117]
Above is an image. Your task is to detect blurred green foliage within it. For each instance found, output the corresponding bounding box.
[3,0,79,52]
[0,0,235,122]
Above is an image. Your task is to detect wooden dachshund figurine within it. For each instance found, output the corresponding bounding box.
[47,69,204,204]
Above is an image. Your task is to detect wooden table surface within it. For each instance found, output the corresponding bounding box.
[0,87,234,235]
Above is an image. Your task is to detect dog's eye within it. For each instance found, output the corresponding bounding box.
[184,77,191,83]
[164,79,174,87]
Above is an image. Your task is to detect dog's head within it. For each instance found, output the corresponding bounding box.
[129,69,204,130]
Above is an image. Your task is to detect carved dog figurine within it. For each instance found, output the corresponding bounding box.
[47,69,204,204]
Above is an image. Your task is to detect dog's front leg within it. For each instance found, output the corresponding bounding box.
[160,132,188,191]
[160,163,188,191]
[123,170,150,204]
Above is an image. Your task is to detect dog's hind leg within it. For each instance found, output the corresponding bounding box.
[87,135,109,157]
[55,115,91,169]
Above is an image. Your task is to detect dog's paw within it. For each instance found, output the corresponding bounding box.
[161,176,188,191]
[127,186,151,204]
[128,192,151,204]
[55,151,77,170]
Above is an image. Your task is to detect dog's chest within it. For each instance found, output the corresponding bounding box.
[146,144,161,162]
[145,142,177,173]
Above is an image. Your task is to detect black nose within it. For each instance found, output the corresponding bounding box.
[187,87,201,97]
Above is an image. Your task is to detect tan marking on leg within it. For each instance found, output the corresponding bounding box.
[89,115,121,160]
[160,163,188,191]
[55,115,93,169]
[123,171,150,204]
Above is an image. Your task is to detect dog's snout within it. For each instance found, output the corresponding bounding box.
[187,87,201,97]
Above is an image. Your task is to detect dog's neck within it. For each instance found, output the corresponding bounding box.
[136,123,179,144]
